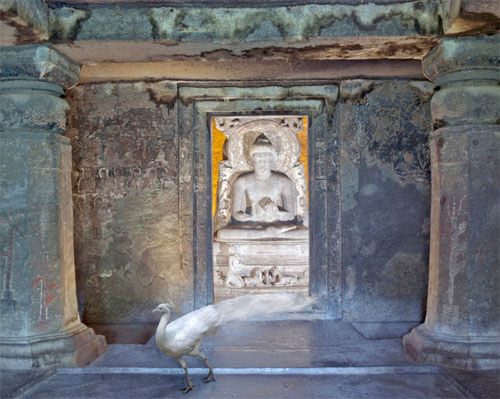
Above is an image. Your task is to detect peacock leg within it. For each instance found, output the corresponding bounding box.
[197,353,216,383]
[177,358,194,393]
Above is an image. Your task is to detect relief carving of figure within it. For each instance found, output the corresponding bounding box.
[225,253,245,288]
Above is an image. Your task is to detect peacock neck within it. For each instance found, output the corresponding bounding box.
[156,312,170,339]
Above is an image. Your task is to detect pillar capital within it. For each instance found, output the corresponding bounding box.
[422,35,500,127]
[422,35,500,87]
[0,45,80,135]
[0,44,80,89]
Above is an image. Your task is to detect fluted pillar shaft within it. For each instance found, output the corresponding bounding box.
[403,35,500,369]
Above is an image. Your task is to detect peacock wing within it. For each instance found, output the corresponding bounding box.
[164,305,221,353]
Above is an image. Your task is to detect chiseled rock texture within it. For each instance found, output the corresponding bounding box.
[337,80,433,322]
[5,0,443,42]
[0,45,106,367]
[67,79,433,328]
[66,82,192,327]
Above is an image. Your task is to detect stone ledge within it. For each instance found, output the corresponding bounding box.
[352,321,419,339]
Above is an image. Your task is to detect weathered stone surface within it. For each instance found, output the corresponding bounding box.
[1,0,51,39]
[0,82,68,133]
[431,85,500,126]
[0,45,106,367]
[404,35,500,370]
[462,0,500,16]
[337,80,433,322]
[427,125,499,337]
[437,0,500,34]
[66,82,191,328]
[7,0,443,43]
[149,2,442,41]
[0,133,74,337]
[63,78,436,332]
[422,34,500,84]
[404,123,500,369]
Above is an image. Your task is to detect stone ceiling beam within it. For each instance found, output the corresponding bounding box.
[77,58,425,83]
[2,1,497,65]
[7,1,443,42]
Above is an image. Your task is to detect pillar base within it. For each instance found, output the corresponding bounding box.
[403,324,500,370]
[0,325,107,369]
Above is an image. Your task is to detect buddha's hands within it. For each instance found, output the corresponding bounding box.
[255,197,281,223]
[233,212,252,222]
[258,197,274,208]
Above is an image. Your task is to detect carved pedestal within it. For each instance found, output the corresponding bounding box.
[403,35,500,369]
[0,45,106,368]
[214,234,309,301]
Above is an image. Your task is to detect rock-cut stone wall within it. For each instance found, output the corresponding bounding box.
[66,79,432,334]
[66,82,192,331]
[337,80,433,321]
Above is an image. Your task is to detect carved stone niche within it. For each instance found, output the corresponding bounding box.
[212,116,309,301]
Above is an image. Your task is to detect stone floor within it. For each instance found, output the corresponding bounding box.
[2,320,499,398]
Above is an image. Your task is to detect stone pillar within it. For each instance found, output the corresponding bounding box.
[403,35,500,370]
[0,45,107,368]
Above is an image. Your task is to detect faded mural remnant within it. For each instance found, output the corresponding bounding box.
[0,212,61,331]
[442,195,469,323]
[31,252,59,331]
[0,212,25,312]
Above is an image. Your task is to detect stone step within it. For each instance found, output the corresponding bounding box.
[19,366,476,399]
[58,364,442,376]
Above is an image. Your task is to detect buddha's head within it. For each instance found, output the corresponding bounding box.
[249,134,277,176]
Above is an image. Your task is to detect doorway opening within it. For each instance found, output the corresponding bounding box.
[210,116,309,302]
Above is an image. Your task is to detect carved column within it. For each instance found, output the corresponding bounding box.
[0,45,106,368]
[403,35,500,369]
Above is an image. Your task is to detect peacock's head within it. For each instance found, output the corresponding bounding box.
[153,299,175,314]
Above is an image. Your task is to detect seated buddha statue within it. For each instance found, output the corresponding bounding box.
[216,134,307,240]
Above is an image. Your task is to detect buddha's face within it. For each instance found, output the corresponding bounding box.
[252,151,275,173]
